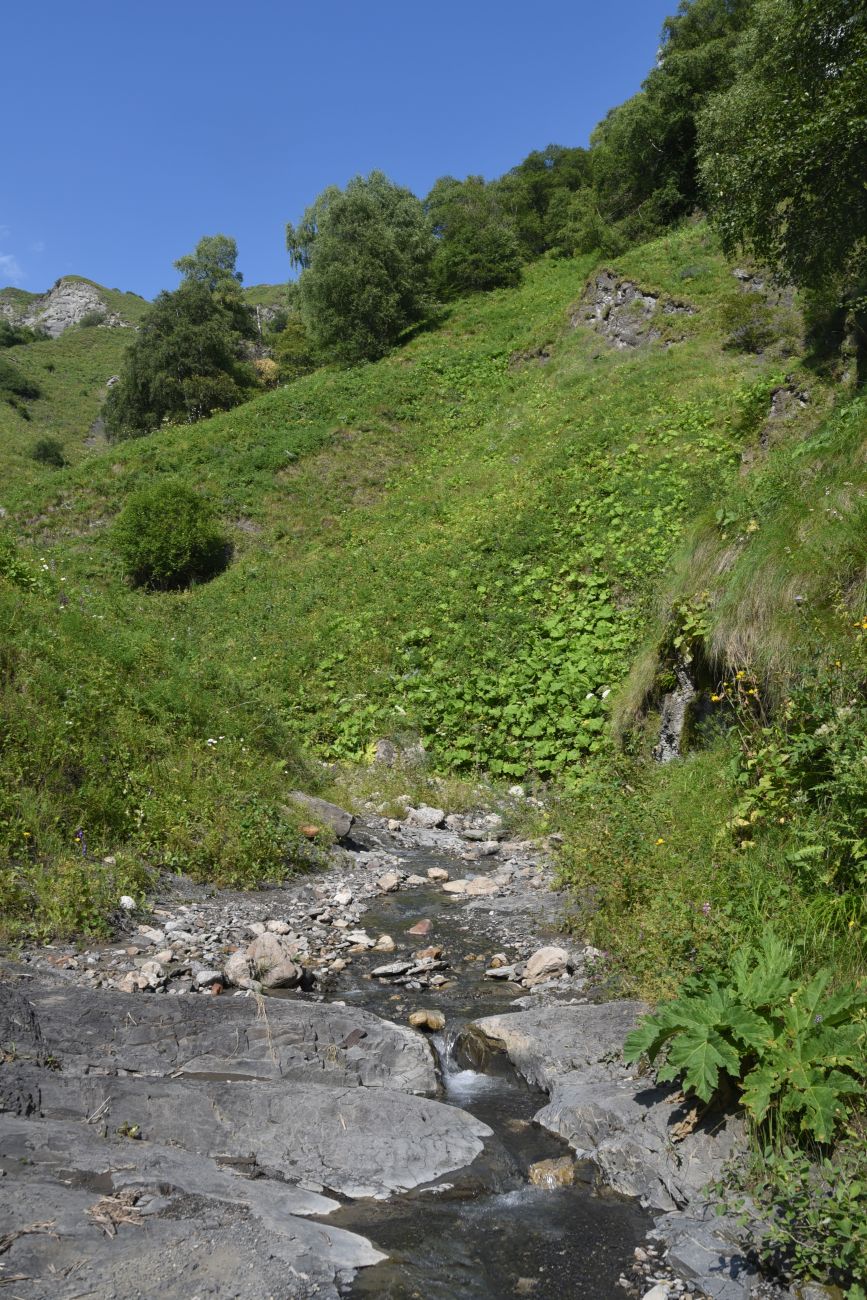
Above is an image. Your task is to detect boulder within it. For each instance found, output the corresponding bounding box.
[405,805,445,829]
[522,945,570,986]
[260,959,302,990]
[408,1009,446,1033]
[246,931,288,977]
[287,792,354,840]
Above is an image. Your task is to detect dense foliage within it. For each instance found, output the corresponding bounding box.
[112,482,229,589]
[287,172,435,363]
[104,237,256,437]
[625,932,866,1142]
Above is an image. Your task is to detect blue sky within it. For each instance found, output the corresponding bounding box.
[2,0,674,299]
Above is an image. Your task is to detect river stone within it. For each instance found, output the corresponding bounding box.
[16,979,437,1094]
[527,1156,575,1188]
[223,949,252,986]
[408,1009,446,1032]
[427,867,450,882]
[19,1070,492,1200]
[405,804,445,829]
[260,958,302,990]
[287,792,355,840]
[377,871,401,893]
[407,919,432,936]
[467,1001,648,1089]
[464,876,499,897]
[655,1205,761,1300]
[522,945,570,986]
[373,934,396,952]
[442,878,468,894]
[0,1114,383,1299]
[246,931,289,976]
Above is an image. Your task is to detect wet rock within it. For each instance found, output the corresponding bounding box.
[193,969,222,989]
[405,804,445,829]
[522,945,570,987]
[377,872,401,893]
[528,1156,575,1188]
[407,920,433,936]
[406,873,428,886]
[484,964,519,981]
[641,1287,670,1300]
[373,934,396,953]
[371,961,415,979]
[442,878,469,895]
[408,1009,445,1032]
[427,867,450,882]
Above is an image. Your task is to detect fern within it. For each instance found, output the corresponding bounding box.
[624,933,867,1142]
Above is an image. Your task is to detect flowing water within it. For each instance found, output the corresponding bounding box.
[304,846,651,1299]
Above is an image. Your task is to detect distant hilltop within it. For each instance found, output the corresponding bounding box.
[0,276,148,338]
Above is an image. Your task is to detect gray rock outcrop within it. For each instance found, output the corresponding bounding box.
[0,277,130,337]
[574,270,695,349]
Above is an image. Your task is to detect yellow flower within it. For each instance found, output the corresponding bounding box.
[711,693,722,702]
[655,837,666,846]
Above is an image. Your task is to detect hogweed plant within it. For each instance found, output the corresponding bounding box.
[624,932,867,1144]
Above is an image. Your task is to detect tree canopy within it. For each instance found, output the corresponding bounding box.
[105,258,256,438]
[286,172,435,363]
[698,0,867,297]
[425,175,523,296]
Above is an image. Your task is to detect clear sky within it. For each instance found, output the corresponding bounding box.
[2,0,675,300]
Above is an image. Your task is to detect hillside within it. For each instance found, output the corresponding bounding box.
[3,221,864,992]
[0,277,149,490]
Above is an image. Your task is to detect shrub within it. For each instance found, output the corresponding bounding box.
[31,436,66,468]
[624,932,867,1143]
[113,482,229,590]
[77,309,107,328]
[720,291,778,353]
[745,1143,867,1294]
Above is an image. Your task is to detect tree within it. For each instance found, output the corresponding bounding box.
[175,234,244,294]
[589,0,755,243]
[104,277,256,438]
[425,175,522,296]
[698,0,867,295]
[286,172,435,363]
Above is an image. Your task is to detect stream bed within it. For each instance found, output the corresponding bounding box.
[307,848,652,1299]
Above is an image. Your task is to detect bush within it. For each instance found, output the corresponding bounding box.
[720,291,779,353]
[31,436,66,468]
[77,309,107,328]
[113,483,229,590]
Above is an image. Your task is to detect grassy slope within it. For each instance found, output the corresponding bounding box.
[0,282,149,492]
[2,224,864,983]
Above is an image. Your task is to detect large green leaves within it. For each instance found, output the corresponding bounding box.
[625,932,867,1142]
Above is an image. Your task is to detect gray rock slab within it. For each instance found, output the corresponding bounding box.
[535,1072,744,1210]
[20,979,436,1094]
[0,1139,381,1299]
[467,1001,648,1089]
[655,1207,760,1300]
[11,1069,492,1200]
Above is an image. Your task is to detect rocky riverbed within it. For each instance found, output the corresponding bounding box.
[1,800,766,1299]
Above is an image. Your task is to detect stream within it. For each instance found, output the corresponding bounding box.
[305,845,651,1299]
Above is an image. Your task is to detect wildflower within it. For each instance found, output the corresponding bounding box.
[206,738,218,746]
[655,837,666,846]
[711,693,722,702]
[736,670,746,680]
[701,902,711,916]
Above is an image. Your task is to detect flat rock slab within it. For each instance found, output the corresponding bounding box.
[467,1002,744,1213]
[466,1001,648,1089]
[22,979,436,1095]
[0,1117,382,1299]
[654,1206,761,1300]
[9,1068,492,1200]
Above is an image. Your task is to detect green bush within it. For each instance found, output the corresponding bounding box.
[625,932,867,1143]
[31,436,66,468]
[720,292,779,353]
[77,309,107,328]
[113,482,229,589]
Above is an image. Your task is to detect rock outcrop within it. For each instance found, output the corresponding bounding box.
[574,270,695,349]
[0,277,130,337]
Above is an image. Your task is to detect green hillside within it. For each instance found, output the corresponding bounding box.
[0,280,149,489]
[2,221,864,989]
